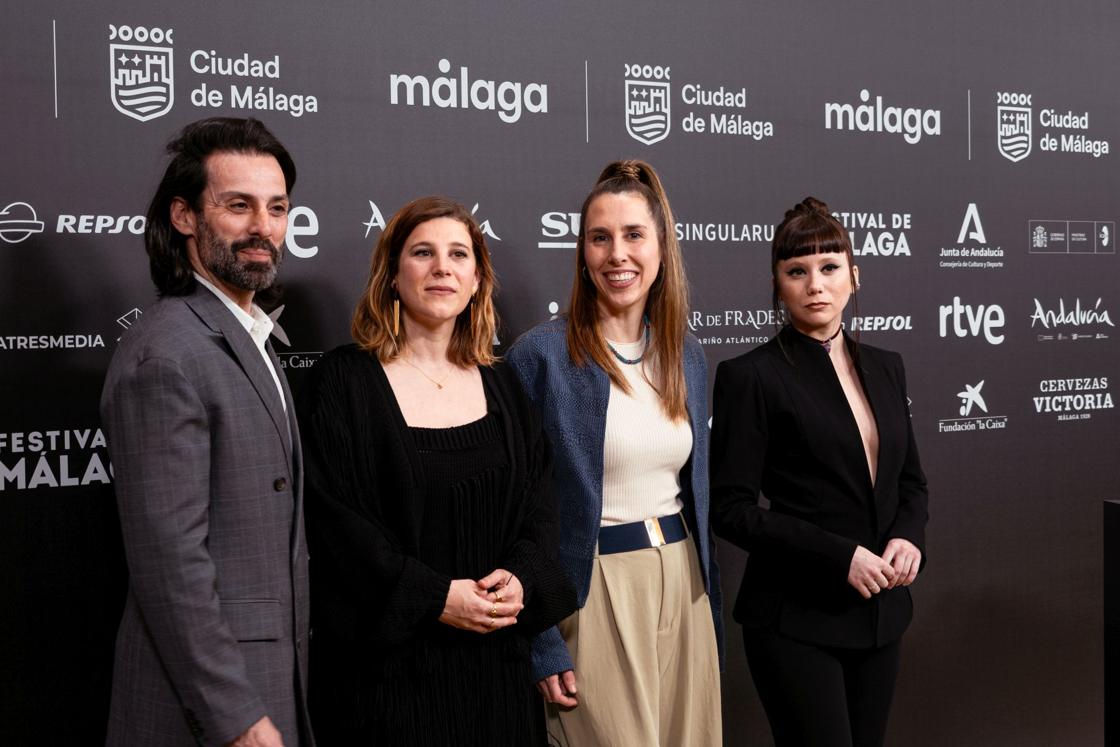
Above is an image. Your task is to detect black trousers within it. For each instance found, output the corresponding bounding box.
[743,627,901,747]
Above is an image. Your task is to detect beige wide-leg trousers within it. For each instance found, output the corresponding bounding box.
[546,538,722,746]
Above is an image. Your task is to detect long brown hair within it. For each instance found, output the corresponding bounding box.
[567,160,689,421]
[146,117,296,297]
[352,196,498,366]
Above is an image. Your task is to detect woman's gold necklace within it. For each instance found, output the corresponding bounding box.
[401,356,454,389]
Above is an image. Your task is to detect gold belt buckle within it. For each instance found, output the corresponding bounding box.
[644,517,667,547]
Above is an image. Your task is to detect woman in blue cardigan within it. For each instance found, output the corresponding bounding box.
[507,160,722,746]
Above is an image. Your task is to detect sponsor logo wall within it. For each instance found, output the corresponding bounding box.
[3,4,1118,747]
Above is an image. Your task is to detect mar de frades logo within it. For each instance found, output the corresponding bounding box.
[996,92,1031,163]
[109,25,174,122]
[625,64,671,145]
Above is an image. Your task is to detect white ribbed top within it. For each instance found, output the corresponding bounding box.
[600,338,691,526]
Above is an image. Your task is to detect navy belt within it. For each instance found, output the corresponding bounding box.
[598,513,688,555]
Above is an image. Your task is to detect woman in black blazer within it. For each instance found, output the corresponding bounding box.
[711,197,929,747]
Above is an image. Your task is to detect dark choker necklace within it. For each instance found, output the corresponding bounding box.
[607,316,651,365]
[812,326,842,353]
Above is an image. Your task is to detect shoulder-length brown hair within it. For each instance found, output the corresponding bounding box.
[567,159,689,422]
[352,196,498,366]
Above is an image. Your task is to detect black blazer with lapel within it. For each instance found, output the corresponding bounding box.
[710,326,928,649]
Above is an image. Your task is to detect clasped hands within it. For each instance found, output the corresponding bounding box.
[847,538,921,599]
[439,568,524,634]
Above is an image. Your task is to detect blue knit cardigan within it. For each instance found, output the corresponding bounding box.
[506,317,724,681]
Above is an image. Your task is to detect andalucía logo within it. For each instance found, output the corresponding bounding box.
[364,199,500,242]
[996,92,1031,163]
[0,202,45,244]
[625,64,671,145]
[109,25,174,122]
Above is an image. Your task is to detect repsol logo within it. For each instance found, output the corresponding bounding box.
[57,215,145,234]
[389,58,548,124]
[849,315,912,332]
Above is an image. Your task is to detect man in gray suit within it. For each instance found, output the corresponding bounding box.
[101,117,311,747]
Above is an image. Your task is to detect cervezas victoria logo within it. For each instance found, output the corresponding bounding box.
[625,64,671,145]
[1034,377,1113,422]
[109,25,174,122]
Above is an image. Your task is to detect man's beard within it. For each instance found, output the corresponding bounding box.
[195,214,282,292]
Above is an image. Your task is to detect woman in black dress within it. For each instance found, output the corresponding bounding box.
[299,196,576,745]
[711,197,929,747]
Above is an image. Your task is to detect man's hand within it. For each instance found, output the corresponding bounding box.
[226,716,284,747]
[537,669,578,708]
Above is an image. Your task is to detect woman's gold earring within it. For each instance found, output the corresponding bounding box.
[392,298,400,337]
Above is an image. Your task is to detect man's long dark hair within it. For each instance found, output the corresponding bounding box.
[145,117,296,296]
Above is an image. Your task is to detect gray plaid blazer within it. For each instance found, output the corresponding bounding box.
[101,284,311,747]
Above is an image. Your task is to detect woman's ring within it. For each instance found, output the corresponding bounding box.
[489,606,498,618]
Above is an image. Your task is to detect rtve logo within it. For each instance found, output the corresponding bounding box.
[938,297,1005,345]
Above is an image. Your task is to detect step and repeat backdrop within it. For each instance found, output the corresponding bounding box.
[3,1,1118,744]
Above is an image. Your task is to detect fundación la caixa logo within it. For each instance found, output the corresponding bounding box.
[938,379,1009,434]
[109,25,174,122]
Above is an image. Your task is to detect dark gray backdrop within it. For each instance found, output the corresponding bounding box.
[3,1,1118,744]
